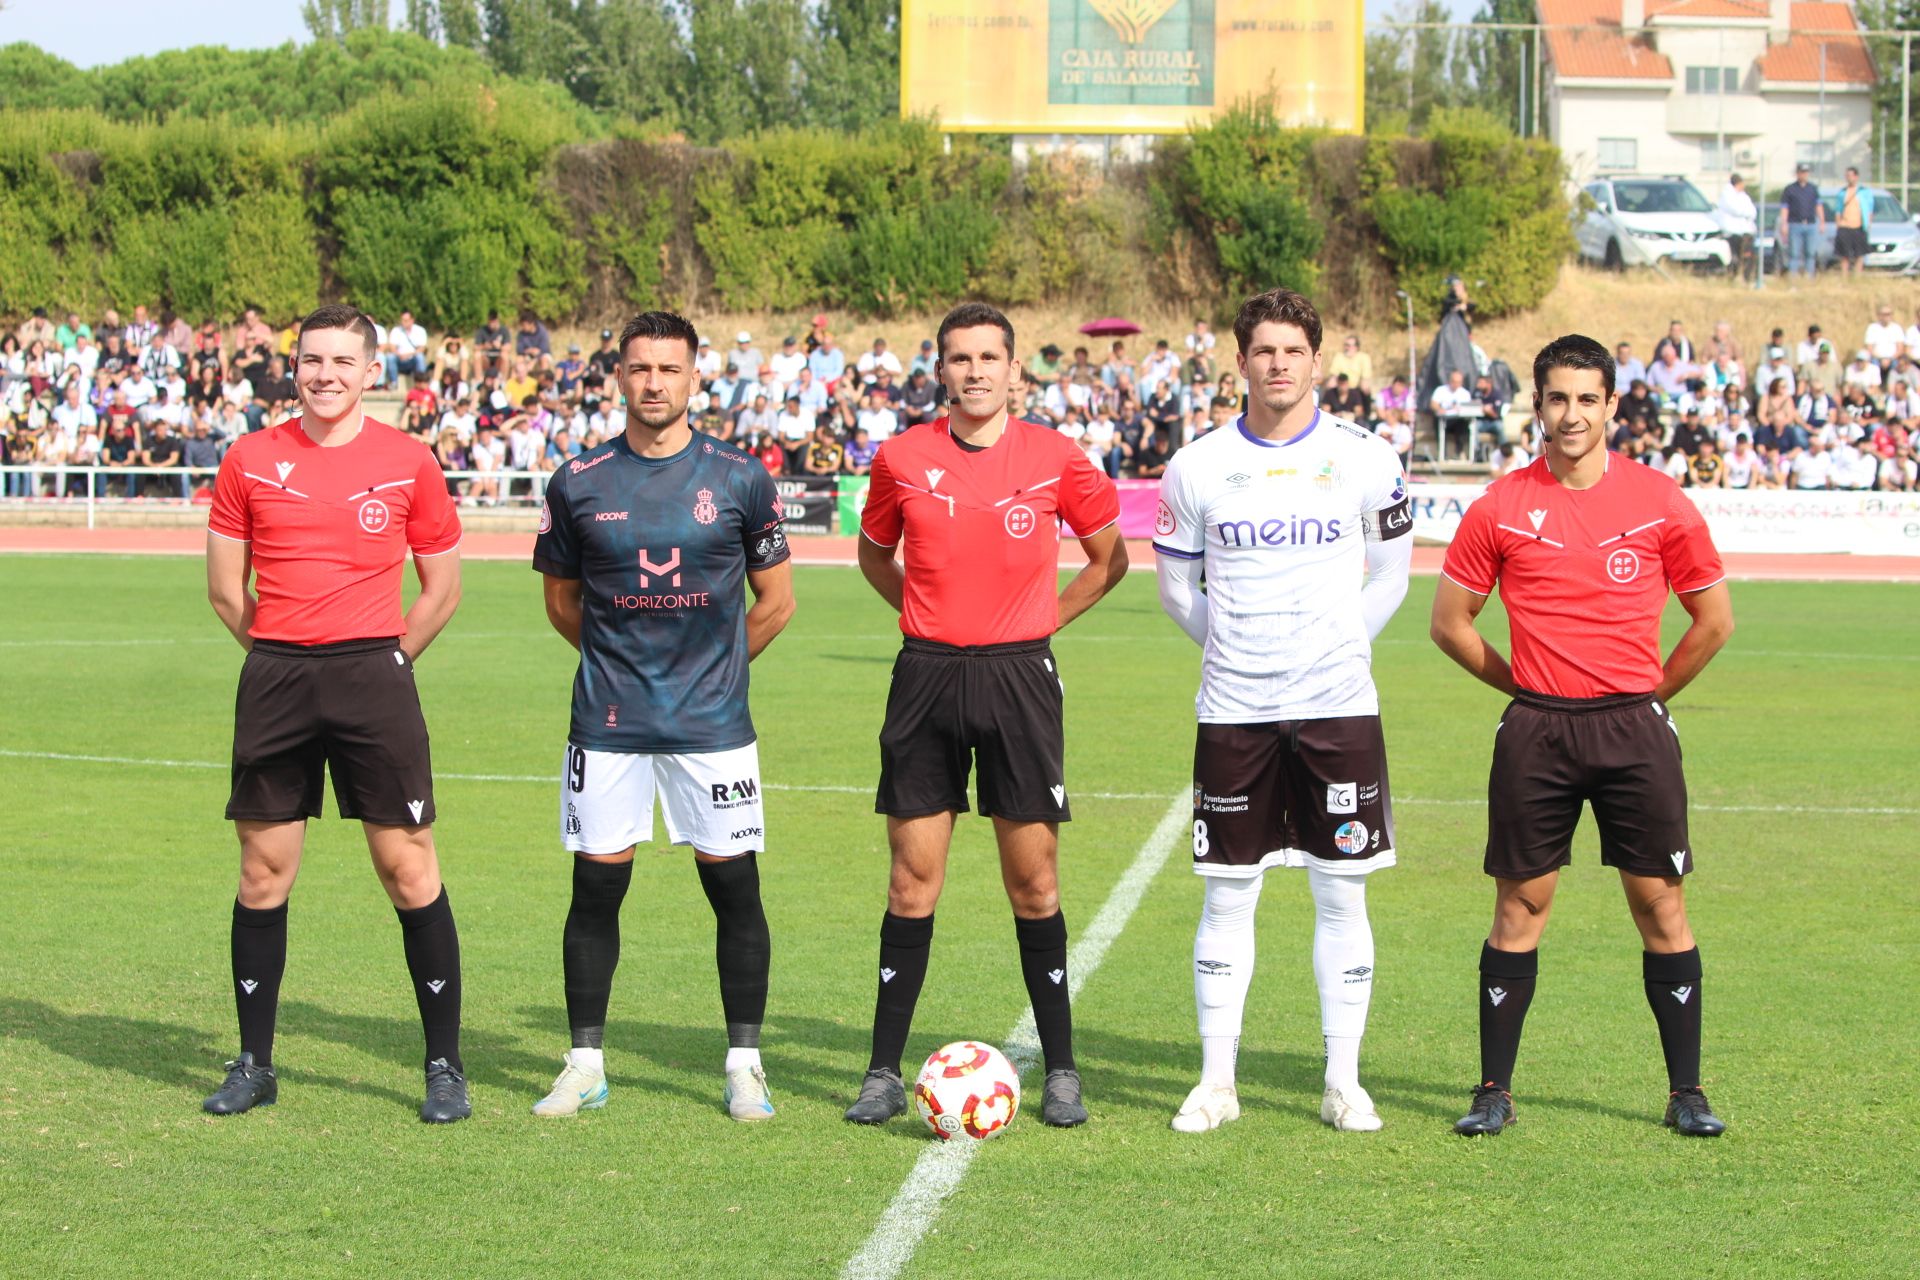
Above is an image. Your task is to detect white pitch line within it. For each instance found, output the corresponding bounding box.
[839,792,1190,1280]
[1,749,1911,817]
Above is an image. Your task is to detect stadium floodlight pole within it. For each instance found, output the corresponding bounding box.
[1395,289,1415,384]
[1904,34,1911,213]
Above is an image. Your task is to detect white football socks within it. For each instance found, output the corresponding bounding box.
[1194,873,1263,1086]
[1308,866,1374,1090]
[571,1046,605,1074]
[724,1046,762,1073]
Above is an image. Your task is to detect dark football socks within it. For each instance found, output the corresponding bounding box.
[1643,947,1704,1090]
[696,853,771,1046]
[867,911,935,1074]
[396,888,463,1071]
[1015,912,1075,1072]
[1478,942,1539,1091]
[231,899,288,1067]
[563,856,632,1049]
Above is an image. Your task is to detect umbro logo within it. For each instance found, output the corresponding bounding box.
[239,979,258,995]
[880,967,896,984]
[1344,966,1372,977]
[1672,985,1693,1005]
[1671,851,1687,874]
[275,461,295,483]
[407,799,425,823]
[1049,784,1066,807]
[426,979,446,994]
[1048,968,1065,985]
[1225,471,1250,486]
[925,468,946,490]
[1488,987,1508,1007]
[1196,959,1230,972]
[1527,508,1548,531]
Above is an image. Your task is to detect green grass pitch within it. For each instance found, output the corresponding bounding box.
[0,555,1913,1278]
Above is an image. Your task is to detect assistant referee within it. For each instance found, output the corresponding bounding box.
[843,302,1127,1129]
[1431,334,1735,1138]
[202,304,470,1123]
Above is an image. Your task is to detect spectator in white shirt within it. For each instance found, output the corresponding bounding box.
[770,336,807,385]
[386,311,429,385]
[1864,305,1905,372]
[1430,369,1478,459]
[694,336,723,381]
[855,337,902,385]
[1794,325,1826,370]
[1791,440,1832,489]
[855,393,899,441]
[1843,350,1883,393]
[1042,371,1091,424]
[1715,174,1757,278]
[1138,340,1180,398]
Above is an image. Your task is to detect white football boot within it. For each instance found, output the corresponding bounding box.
[531,1050,609,1117]
[724,1064,776,1122]
[1320,1083,1384,1132]
[1170,1082,1241,1133]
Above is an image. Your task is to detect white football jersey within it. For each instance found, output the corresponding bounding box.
[1155,412,1409,722]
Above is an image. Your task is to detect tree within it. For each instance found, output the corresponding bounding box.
[1857,1,1920,190]
[302,0,391,43]
[1467,0,1539,136]
[802,0,900,133]
[573,0,687,126]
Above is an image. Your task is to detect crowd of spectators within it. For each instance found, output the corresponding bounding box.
[5,298,1917,502]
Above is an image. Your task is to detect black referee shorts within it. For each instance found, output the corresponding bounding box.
[1485,690,1690,881]
[226,637,437,826]
[875,637,1069,823]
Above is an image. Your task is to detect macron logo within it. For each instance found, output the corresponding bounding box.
[1048,968,1065,985]
[879,967,896,984]
[407,799,425,823]
[275,461,295,483]
[239,979,258,995]
[1527,508,1548,531]
[1672,985,1693,1005]
[1488,987,1508,1007]
[1671,851,1687,874]
[925,468,946,490]
[1050,785,1066,807]
[426,979,446,994]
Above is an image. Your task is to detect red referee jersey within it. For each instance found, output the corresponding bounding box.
[1442,455,1724,698]
[861,417,1121,646]
[209,418,461,644]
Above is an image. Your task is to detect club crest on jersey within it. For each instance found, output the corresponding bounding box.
[693,488,719,525]
[1154,499,1176,536]
[358,499,391,534]
[537,498,552,534]
[1314,459,1338,490]
[1333,821,1369,855]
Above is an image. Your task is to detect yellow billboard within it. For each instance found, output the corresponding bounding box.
[900,0,1364,135]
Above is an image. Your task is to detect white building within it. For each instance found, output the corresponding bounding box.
[1540,0,1876,188]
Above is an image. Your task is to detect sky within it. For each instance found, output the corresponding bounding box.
[1,1,1485,71]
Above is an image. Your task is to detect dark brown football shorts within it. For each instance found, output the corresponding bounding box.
[1190,716,1395,876]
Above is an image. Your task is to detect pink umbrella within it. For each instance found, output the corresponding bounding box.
[1078,317,1142,337]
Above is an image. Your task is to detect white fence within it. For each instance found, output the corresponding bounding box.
[0,465,550,529]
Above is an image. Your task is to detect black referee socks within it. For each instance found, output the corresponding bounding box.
[1477,941,1539,1092]
[868,911,935,1075]
[563,855,633,1049]
[395,888,463,1071]
[231,899,288,1067]
[1015,912,1075,1073]
[696,853,771,1047]
[1643,947,1705,1091]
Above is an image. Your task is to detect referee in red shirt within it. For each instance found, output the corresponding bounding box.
[1431,334,1735,1138]
[843,302,1127,1128]
[202,305,469,1122]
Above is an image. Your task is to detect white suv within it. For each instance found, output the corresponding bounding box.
[1577,176,1731,271]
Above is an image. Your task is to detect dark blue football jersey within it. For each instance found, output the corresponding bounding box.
[532,431,790,753]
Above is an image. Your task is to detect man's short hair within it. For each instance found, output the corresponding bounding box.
[1533,333,1616,399]
[936,302,1015,360]
[618,310,700,362]
[1233,287,1323,355]
[297,304,378,358]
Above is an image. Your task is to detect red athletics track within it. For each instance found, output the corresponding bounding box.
[2,523,1917,582]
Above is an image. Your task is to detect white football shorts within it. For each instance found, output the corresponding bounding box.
[558,740,766,857]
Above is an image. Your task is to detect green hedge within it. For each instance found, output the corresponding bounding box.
[0,99,1570,331]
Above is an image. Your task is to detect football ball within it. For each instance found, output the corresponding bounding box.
[912,1041,1020,1141]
